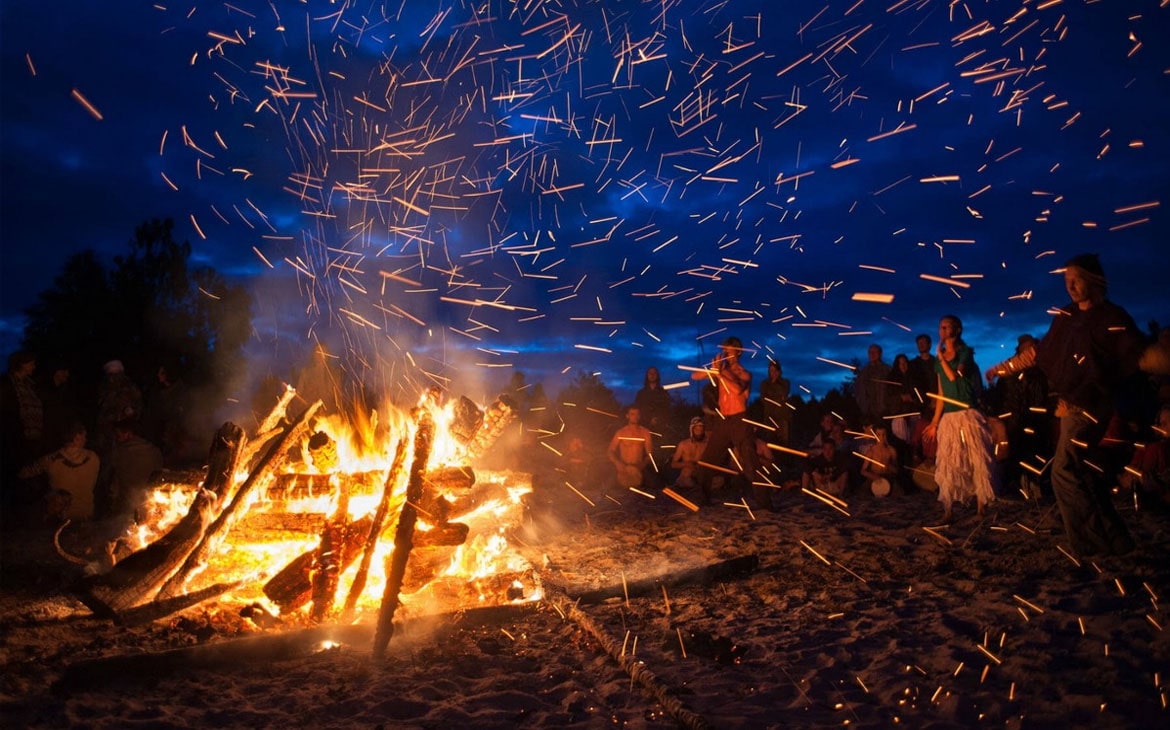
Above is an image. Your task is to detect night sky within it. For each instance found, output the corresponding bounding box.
[2,0,1168,406]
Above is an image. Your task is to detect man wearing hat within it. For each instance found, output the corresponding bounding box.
[987,254,1147,557]
[690,336,770,508]
[670,416,708,489]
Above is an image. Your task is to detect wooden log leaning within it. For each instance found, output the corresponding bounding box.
[239,383,297,472]
[309,481,349,623]
[261,514,372,614]
[159,401,321,599]
[341,436,410,621]
[73,423,246,619]
[373,412,435,660]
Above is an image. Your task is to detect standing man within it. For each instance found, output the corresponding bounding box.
[987,254,1152,557]
[855,344,892,423]
[691,336,768,508]
[907,333,938,462]
[759,360,792,448]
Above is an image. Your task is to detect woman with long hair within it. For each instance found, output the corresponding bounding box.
[922,315,995,521]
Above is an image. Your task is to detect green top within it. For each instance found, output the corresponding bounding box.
[935,343,977,413]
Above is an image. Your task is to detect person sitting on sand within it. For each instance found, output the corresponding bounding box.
[670,417,707,489]
[19,420,100,524]
[607,406,658,491]
[859,422,901,497]
[803,437,848,497]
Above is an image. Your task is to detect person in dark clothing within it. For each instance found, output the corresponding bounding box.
[1,351,46,522]
[987,254,1154,557]
[633,366,671,436]
[988,334,1053,496]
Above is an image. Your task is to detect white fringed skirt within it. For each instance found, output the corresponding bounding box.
[935,408,996,509]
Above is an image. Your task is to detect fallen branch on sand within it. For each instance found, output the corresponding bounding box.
[543,586,713,730]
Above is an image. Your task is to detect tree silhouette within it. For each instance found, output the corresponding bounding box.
[21,219,252,426]
[553,370,622,451]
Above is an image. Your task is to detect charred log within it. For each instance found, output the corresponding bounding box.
[265,470,384,502]
[237,511,326,536]
[309,480,349,623]
[73,488,219,619]
[261,514,372,614]
[239,383,298,471]
[341,436,410,621]
[159,402,320,600]
[465,396,516,462]
[72,423,247,619]
[449,396,484,444]
[373,412,435,659]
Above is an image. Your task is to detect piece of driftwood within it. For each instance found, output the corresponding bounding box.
[341,436,410,621]
[373,412,435,659]
[568,554,760,605]
[159,401,321,599]
[544,586,713,730]
[73,423,246,619]
[52,602,541,693]
[74,489,220,619]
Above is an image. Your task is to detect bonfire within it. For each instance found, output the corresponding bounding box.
[57,385,540,654]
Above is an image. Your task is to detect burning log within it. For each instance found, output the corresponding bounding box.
[449,395,484,444]
[373,411,435,659]
[309,479,348,623]
[159,401,321,599]
[237,511,326,536]
[239,383,298,472]
[425,465,476,491]
[265,470,384,501]
[73,423,246,619]
[414,521,470,548]
[465,396,516,462]
[341,436,410,621]
[261,513,373,614]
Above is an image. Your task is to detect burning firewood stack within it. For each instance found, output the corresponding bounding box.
[64,386,537,642]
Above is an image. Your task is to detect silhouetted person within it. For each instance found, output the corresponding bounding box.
[987,254,1149,557]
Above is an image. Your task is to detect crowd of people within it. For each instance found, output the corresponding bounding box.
[4,254,1167,564]
[572,253,1170,560]
[0,357,188,531]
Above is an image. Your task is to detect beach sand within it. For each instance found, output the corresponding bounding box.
[2,483,1167,729]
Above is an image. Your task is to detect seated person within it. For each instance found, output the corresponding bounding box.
[19,421,100,523]
[807,412,837,454]
[1120,404,1170,510]
[802,437,849,497]
[607,406,659,490]
[109,418,164,521]
[670,417,707,489]
[859,422,901,497]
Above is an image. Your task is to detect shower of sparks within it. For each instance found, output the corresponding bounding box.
[142,0,1167,398]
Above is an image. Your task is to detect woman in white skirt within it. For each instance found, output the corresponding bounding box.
[921,315,995,522]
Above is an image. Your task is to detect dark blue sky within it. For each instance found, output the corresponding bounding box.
[2,1,1168,406]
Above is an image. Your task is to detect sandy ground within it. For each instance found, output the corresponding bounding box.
[2,481,1168,729]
